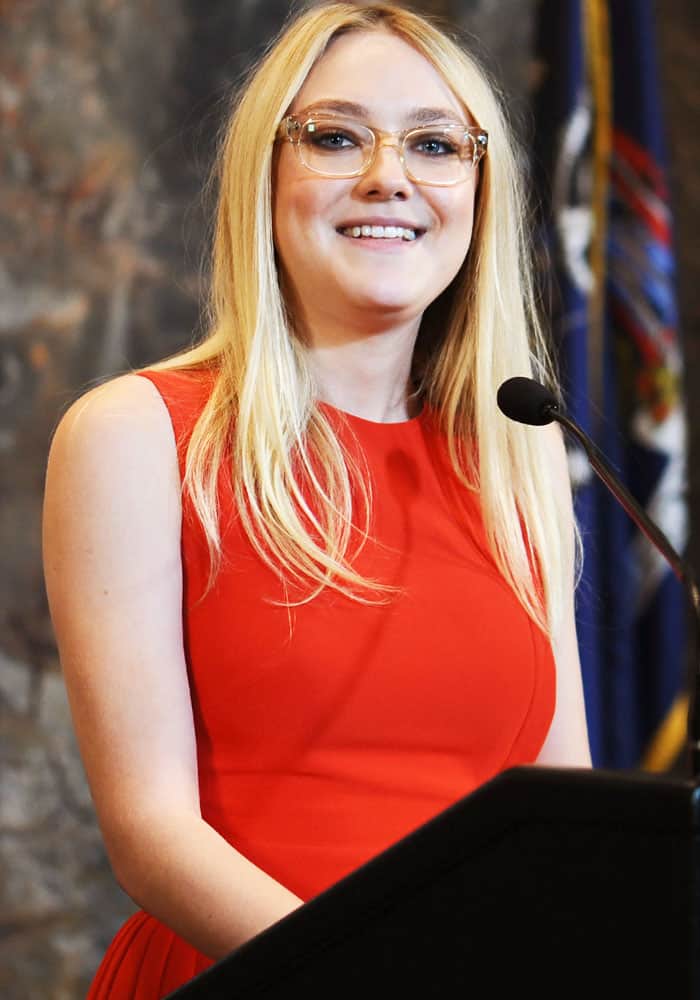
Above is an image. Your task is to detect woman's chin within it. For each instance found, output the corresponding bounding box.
[350,296,423,326]
[339,281,429,321]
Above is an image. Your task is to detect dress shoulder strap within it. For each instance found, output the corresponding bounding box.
[136,367,215,479]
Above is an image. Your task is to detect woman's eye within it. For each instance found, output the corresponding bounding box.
[309,130,357,149]
[412,135,459,156]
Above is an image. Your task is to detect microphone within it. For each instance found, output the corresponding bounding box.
[497,375,700,779]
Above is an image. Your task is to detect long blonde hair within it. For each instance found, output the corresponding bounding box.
[152,2,570,633]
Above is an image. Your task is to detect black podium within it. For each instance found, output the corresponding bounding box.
[167,767,700,998]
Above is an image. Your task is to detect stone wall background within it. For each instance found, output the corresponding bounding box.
[0,1,697,996]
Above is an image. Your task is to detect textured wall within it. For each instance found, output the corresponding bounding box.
[1,3,190,995]
[0,1,696,996]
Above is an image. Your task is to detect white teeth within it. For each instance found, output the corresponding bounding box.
[341,225,418,241]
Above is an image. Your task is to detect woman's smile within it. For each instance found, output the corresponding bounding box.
[336,217,424,250]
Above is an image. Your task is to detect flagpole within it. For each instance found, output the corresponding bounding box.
[582,0,611,438]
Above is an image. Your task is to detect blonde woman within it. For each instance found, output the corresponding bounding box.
[42,3,591,996]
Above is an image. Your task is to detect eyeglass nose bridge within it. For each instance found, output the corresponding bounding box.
[362,132,410,178]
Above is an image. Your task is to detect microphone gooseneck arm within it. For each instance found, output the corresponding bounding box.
[549,405,694,595]
[542,399,700,780]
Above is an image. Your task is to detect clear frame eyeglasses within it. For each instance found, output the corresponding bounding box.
[277,113,488,187]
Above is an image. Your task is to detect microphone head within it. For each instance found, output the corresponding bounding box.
[497,377,559,426]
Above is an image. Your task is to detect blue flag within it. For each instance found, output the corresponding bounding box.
[532,0,688,769]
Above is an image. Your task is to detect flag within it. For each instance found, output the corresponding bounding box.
[532,0,688,769]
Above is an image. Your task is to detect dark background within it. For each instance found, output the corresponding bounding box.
[0,1,697,995]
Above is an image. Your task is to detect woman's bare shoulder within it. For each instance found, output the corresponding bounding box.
[50,373,175,463]
[43,372,182,602]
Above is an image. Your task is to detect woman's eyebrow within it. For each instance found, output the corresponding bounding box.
[297,99,467,126]
[408,106,467,126]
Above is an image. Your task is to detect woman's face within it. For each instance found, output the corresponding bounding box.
[273,30,479,335]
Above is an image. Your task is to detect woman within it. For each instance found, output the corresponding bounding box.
[42,2,591,996]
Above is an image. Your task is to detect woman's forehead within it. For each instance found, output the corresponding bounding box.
[290,30,467,126]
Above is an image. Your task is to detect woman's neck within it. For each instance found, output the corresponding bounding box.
[303,316,421,423]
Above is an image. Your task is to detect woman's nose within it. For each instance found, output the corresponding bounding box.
[354,141,412,200]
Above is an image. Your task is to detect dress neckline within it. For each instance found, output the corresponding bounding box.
[318,400,426,430]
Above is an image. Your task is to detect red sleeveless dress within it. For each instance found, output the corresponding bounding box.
[87,367,555,997]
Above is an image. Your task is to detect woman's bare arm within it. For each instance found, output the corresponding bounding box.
[536,422,592,767]
[42,374,302,960]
